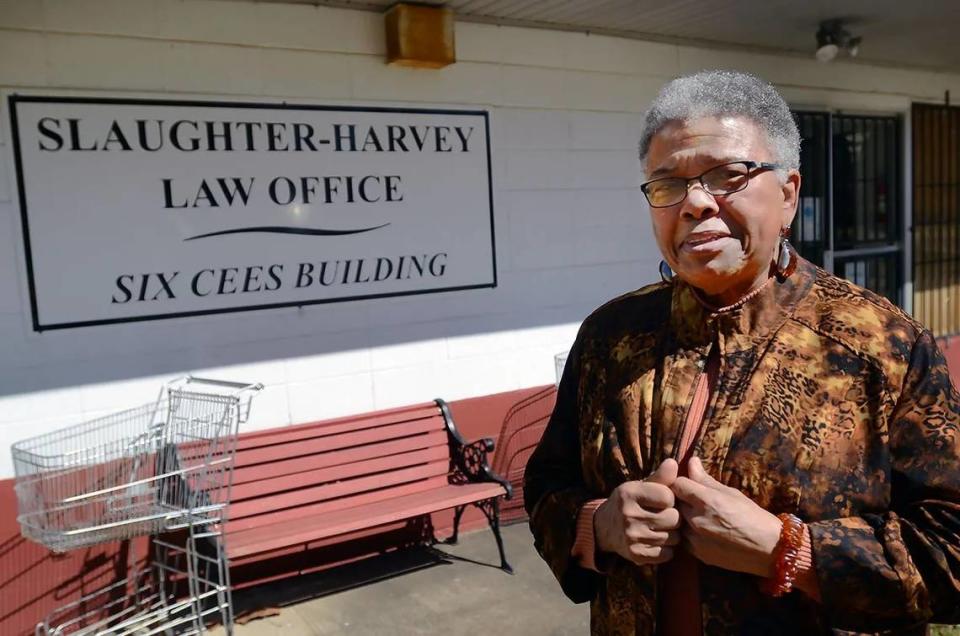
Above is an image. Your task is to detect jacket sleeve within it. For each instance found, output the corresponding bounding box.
[808,330,960,629]
[524,328,602,603]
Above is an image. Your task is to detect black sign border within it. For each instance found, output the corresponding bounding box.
[8,94,497,332]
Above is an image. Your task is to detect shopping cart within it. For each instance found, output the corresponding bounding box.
[12,376,262,635]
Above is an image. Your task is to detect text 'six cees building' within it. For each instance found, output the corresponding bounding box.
[0,1,959,632]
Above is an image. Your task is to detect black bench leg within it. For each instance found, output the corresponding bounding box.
[476,498,513,574]
[445,505,467,545]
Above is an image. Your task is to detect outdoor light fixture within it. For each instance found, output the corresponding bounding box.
[815,20,862,62]
[385,3,455,68]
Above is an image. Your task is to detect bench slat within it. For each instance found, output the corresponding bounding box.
[231,430,448,486]
[229,459,449,520]
[228,482,506,559]
[227,474,450,533]
[234,419,444,468]
[229,445,450,501]
[234,405,441,450]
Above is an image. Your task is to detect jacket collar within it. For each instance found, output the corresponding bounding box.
[669,258,817,352]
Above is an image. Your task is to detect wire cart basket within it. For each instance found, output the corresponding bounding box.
[12,376,262,635]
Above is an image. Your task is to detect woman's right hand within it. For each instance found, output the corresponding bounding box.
[593,458,682,565]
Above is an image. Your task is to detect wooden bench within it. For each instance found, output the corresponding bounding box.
[223,399,514,575]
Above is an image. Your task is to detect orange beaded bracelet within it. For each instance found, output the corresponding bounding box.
[762,513,805,597]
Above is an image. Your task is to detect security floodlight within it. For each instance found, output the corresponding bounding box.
[815,20,861,62]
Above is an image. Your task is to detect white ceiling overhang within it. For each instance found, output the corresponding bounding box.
[251,0,960,73]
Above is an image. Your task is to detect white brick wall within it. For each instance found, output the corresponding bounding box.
[0,0,958,477]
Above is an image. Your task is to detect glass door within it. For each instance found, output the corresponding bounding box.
[792,111,904,306]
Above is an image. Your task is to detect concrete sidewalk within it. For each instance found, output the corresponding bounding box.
[218,522,589,635]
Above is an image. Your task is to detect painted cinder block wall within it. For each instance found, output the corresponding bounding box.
[1,2,960,633]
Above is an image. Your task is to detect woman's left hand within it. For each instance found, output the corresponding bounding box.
[671,456,783,578]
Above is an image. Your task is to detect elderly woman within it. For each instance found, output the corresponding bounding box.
[524,70,960,635]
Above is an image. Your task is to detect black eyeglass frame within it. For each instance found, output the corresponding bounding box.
[640,160,782,208]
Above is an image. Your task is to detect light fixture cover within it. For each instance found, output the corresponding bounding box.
[385,3,455,69]
[816,43,839,62]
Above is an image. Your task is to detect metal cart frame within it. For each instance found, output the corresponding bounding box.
[13,376,261,635]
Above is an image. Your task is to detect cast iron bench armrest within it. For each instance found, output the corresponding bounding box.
[435,399,513,499]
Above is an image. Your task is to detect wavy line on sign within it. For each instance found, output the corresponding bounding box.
[184,223,390,241]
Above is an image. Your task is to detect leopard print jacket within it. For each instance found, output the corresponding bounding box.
[524,257,960,635]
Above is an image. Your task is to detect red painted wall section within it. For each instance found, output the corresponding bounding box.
[940,334,960,390]
[0,480,150,636]
[447,385,544,441]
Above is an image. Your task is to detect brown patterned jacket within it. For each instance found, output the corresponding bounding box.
[524,258,960,635]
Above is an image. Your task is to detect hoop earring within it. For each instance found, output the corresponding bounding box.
[776,236,797,280]
[659,260,674,283]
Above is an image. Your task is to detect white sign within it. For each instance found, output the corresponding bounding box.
[8,95,496,330]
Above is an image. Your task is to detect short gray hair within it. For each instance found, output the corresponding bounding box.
[638,70,800,173]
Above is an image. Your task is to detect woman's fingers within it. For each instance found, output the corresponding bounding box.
[628,504,681,528]
[626,525,681,546]
[628,543,675,565]
[645,458,678,486]
[598,477,690,564]
[649,529,681,547]
[650,506,681,530]
[626,481,675,511]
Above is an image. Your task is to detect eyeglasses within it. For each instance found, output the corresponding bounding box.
[640,160,781,208]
